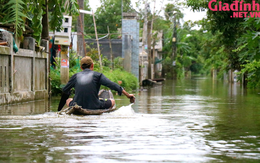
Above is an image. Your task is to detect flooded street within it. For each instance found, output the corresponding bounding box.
[1,77,260,162]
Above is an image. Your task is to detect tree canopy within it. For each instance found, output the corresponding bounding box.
[95,0,135,34]
[186,0,260,88]
[0,0,78,43]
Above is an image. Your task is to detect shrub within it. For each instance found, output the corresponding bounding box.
[50,54,138,96]
[50,67,62,95]
[102,69,138,92]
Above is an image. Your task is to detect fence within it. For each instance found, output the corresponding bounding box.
[85,39,122,59]
[0,31,49,105]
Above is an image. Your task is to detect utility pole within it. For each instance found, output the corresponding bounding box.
[172,14,177,78]
[77,0,85,57]
[56,16,72,86]
[172,15,177,60]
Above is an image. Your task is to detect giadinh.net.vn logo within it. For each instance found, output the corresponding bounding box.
[208,0,260,18]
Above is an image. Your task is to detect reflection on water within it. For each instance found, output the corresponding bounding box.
[1,77,260,162]
[0,99,49,115]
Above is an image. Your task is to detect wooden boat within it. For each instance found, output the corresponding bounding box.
[58,89,117,115]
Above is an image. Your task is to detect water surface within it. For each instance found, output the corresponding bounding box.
[1,78,260,162]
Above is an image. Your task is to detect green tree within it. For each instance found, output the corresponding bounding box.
[95,0,135,34]
[234,18,260,88]
[1,0,27,37]
[187,0,260,88]
[161,3,187,79]
[83,0,94,36]
[71,0,93,36]
[0,0,79,43]
[164,3,183,21]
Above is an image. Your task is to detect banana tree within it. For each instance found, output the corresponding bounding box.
[0,0,79,44]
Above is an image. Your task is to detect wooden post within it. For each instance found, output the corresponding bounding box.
[92,10,103,70]
[10,32,14,94]
[152,39,156,79]
[60,46,69,85]
[107,26,113,69]
[32,51,35,92]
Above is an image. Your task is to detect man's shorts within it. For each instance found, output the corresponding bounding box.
[69,99,112,109]
[99,99,112,109]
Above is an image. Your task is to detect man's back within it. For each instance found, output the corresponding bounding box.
[62,69,122,109]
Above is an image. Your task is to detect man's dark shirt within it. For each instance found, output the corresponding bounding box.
[61,68,122,109]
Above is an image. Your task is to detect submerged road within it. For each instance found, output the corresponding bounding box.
[0,77,260,162]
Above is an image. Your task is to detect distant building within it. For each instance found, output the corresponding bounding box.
[139,31,163,79]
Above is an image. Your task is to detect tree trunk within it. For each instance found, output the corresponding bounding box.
[77,0,85,57]
[41,0,49,40]
[147,21,152,79]
[243,73,247,88]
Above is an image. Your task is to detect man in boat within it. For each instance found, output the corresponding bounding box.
[57,56,135,111]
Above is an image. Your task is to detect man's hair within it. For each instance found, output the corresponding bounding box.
[80,56,93,69]
[81,63,91,69]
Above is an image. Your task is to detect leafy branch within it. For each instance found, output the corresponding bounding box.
[4,0,27,37]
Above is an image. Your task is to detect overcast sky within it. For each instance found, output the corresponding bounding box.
[89,0,207,22]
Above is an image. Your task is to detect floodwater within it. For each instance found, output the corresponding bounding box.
[1,77,260,163]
